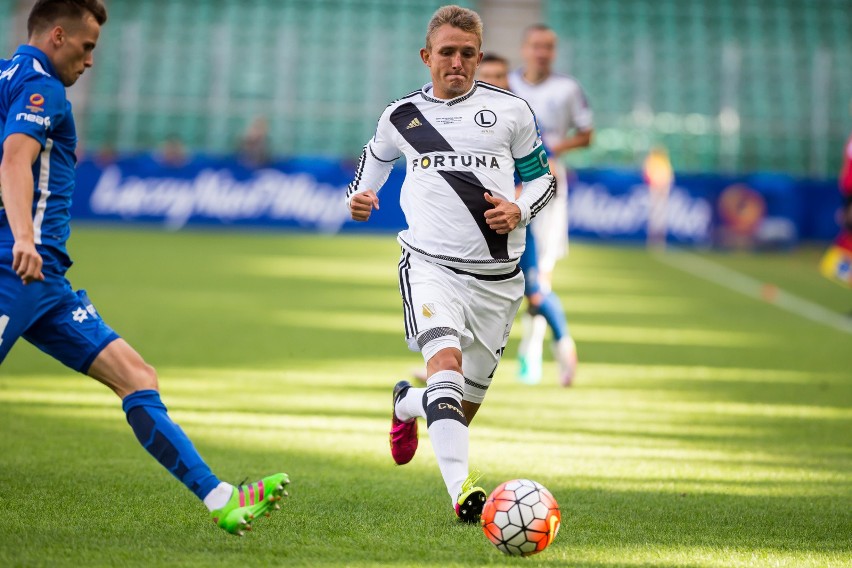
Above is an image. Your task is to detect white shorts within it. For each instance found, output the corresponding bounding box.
[530,162,569,273]
[397,249,524,404]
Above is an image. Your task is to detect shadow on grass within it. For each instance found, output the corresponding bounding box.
[1,401,850,567]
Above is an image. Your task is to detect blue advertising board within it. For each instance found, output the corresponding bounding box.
[71,155,845,247]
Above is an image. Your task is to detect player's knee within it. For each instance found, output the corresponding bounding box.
[419,328,463,375]
[427,348,462,375]
[131,362,159,392]
[527,291,544,310]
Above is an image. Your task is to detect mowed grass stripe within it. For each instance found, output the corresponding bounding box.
[1,228,849,567]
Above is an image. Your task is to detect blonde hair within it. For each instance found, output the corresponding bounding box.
[425,5,483,50]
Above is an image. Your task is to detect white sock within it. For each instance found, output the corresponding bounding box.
[529,314,548,359]
[202,481,235,512]
[395,387,426,422]
[517,311,534,358]
[425,370,469,502]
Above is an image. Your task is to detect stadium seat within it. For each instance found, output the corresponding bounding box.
[38,0,845,177]
[544,0,851,176]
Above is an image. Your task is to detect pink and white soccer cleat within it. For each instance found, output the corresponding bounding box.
[389,380,419,465]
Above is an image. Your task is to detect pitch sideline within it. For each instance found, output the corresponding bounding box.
[654,250,852,335]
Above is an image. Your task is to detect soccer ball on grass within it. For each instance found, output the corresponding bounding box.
[481,478,561,556]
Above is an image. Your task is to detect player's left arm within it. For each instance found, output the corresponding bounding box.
[550,83,594,156]
[486,154,555,235]
[550,128,593,156]
[486,106,556,233]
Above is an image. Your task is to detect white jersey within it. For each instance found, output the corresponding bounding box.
[508,71,593,149]
[347,81,555,274]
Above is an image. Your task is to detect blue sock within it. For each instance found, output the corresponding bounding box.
[533,292,569,342]
[122,389,220,501]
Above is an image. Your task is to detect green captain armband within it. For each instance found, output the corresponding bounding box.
[514,147,550,182]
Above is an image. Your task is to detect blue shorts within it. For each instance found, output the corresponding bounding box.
[519,229,541,297]
[0,249,119,373]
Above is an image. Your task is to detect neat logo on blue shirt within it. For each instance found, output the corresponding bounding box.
[15,111,51,127]
[0,45,78,268]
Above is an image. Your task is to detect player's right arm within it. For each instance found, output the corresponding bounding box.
[349,189,380,222]
[346,106,401,222]
[550,81,594,156]
[1,133,44,284]
[2,78,65,284]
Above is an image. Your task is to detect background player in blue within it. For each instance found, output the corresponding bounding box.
[477,53,577,387]
[0,0,288,536]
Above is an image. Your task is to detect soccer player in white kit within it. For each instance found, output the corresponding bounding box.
[509,24,594,385]
[347,5,555,522]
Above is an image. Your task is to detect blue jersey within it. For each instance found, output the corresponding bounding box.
[0,47,119,371]
[0,45,78,268]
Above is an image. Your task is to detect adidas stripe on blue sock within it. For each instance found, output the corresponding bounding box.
[122,389,220,501]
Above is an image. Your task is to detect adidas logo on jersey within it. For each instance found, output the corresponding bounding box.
[406,118,422,129]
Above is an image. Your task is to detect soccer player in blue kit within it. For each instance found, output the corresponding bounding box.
[0,0,287,536]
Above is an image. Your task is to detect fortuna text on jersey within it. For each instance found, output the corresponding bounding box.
[412,154,500,171]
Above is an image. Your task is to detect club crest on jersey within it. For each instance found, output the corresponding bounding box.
[412,154,499,171]
[474,109,497,128]
[406,118,422,129]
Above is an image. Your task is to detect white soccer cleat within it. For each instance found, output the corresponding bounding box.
[554,336,578,387]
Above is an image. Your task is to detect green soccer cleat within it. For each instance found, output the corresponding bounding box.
[210,473,290,536]
[517,353,542,385]
[455,469,487,523]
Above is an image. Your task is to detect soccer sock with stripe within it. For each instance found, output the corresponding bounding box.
[425,370,469,502]
[395,386,426,422]
[122,389,221,503]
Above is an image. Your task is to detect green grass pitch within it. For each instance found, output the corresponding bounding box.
[1,227,850,567]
